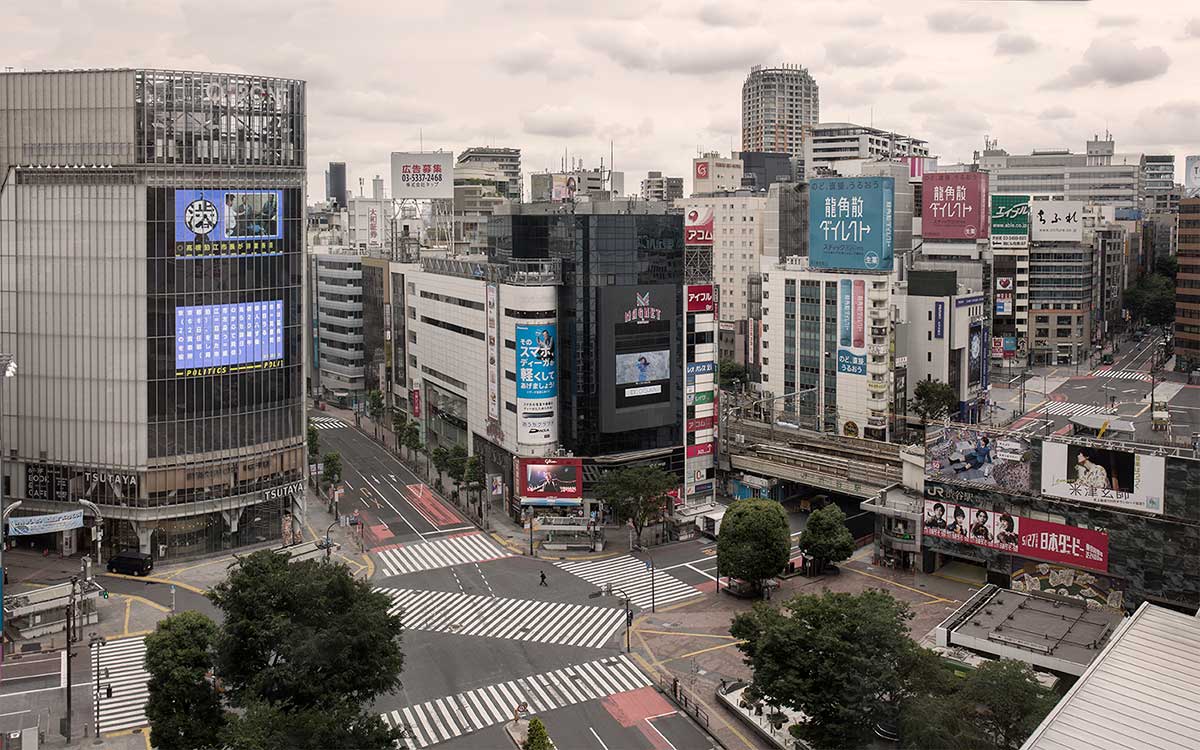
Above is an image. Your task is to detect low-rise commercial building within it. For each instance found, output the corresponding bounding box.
[641,172,683,202]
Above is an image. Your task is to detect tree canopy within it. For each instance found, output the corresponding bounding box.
[144,611,224,750]
[796,503,855,574]
[307,425,320,461]
[717,499,791,590]
[1124,273,1175,327]
[912,379,959,423]
[594,465,677,543]
[718,358,749,389]
[321,451,342,485]
[523,717,554,750]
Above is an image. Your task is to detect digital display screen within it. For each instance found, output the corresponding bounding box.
[615,319,672,409]
[616,351,670,385]
[174,300,284,376]
[174,189,283,258]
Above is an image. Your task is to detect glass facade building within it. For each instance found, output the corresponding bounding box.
[0,69,307,561]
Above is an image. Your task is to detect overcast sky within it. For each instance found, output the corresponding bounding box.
[7,0,1200,198]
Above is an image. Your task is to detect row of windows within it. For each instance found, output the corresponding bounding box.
[420,289,484,311]
[419,316,485,341]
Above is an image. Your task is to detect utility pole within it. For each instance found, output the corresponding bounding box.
[64,576,78,741]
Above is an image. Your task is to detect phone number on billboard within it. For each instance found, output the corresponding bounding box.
[402,174,444,184]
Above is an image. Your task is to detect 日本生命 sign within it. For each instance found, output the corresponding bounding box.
[808,178,894,271]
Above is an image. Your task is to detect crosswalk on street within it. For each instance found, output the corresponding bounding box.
[1039,401,1111,417]
[375,532,512,577]
[309,416,347,430]
[376,588,626,648]
[92,636,150,734]
[555,555,701,610]
[1090,369,1150,381]
[381,654,651,748]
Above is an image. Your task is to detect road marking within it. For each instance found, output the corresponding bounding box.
[427,524,476,535]
[842,566,950,603]
[344,479,353,490]
[590,727,611,750]
[646,718,678,750]
[374,532,511,577]
[474,563,495,597]
[92,636,150,733]
[634,629,738,640]
[555,556,702,610]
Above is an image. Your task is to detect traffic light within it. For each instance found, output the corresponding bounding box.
[626,609,634,627]
[100,590,109,600]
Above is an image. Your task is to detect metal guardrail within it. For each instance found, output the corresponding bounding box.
[661,675,710,728]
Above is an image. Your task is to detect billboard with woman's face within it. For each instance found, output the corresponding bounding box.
[1040,441,1165,514]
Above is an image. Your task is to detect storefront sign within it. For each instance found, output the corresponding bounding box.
[264,481,305,501]
[686,416,715,432]
[686,442,714,458]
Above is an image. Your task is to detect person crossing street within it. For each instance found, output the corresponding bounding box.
[539,571,548,587]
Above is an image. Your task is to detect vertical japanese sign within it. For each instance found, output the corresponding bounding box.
[990,195,1030,249]
[837,279,867,375]
[1030,200,1084,242]
[934,301,945,339]
[367,206,380,247]
[485,284,500,422]
[922,172,989,240]
[808,177,895,271]
[516,324,558,445]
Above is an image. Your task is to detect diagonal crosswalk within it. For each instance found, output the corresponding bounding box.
[376,588,626,649]
[381,654,651,748]
[375,532,512,577]
[309,416,347,430]
[91,636,150,734]
[555,555,701,610]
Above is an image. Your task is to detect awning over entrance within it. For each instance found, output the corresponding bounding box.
[520,498,582,507]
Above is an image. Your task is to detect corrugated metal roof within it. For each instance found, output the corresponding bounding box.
[1022,603,1200,750]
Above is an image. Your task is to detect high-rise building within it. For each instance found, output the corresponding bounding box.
[1144,155,1176,211]
[311,253,366,396]
[529,168,623,201]
[457,147,522,202]
[1176,198,1200,370]
[641,172,683,202]
[328,161,347,208]
[0,68,307,560]
[741,64,819,157]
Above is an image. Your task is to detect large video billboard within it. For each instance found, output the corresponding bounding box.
[922,172,988,240]
[1030,200,1083,242]
[174,189,283,258]
[685,208,714,247]
[968,323,983,387]
[990,195,1030,249]
[518,457,582,500]
[1040,441,1166,514]
[837,279,867,376]
[809,177,894,272]
[515,324,558,445]
[600,285,678,433]
[925,426,1034,491]
[923,498,1109,573]
[390,151,453,200]
[175,301,284,377]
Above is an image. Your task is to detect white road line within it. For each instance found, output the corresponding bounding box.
[646,718,678,750]
[374,532,512,577]
[556,555,701,610]
[589,727,612,750]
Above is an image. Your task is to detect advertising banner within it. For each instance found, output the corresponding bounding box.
[686,284,715,311]
[1040,441,1166,514]
[925,426,1033,491]
[175,300,284,377]
[934,301,945,339]
[1187,156,1200,198]
[410,387,421,418]
[684,210,714,248]
[516,324,558,444]
[486,284,500,422]
[1003,337,1017,359]
[7,510,86,537]
[367,206,380,247]
[174,189,283,258]
[1030,200,1084,242]
[518,457,582,499]
[990,195,1030,249]
[995,293,1013,316]
[687,442,714,458]
[922,172,988,240]
[991,337,1005,358]
[689,390,714,405]
[836,279,867,375]
[808,177,895,271]
[686,362,715,379]
[923,498,1109,573]
[968,324,983,387]
[996,277,1014,292]
[390,152,454,200]
[686,415,715,432]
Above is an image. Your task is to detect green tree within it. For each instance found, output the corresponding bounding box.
[594,465,677,545]
[1125,274,1176,327]
[796,504,855,574]
[717,499,790,592]
[523,717,554,750]
[463,455,485,514]
[391,409,407,454]
[447,445,468,488]
[911,379,959,424]
[321,451,342,486]
[222,701,399,750]
[367,389,384,438]
[307,424,320,463]
[431,446,451,483]
[144,611,225,750]
[401,423,426,477]
[718,358,748,390]
[731,590,914,750]
[958,660,1057,750]
[1155,254,1178,279]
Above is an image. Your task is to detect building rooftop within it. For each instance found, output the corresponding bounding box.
[1022,603,1200,750]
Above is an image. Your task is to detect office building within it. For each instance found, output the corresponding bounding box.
[456,147,522,201]
[1144,155,1175,211]
[805,123,930,177]
[641,172,683,202]
[738,151,794,191]
[1176,198,1200,371]
[741,64,819,157]
[312,253,365,397]
[762,182,808,262]
[347,194,392,252]
[0,68,307,560]
[692,153,745,195]
[452,164,510,255]
[327,161,347,208]
[978,137,1145,209]
[529,168,624,201]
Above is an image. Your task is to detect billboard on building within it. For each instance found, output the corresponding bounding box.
[550,174,578,202]
[990,195,1030,249]
[515,324,558,445]
[925,426,1033,491]
[1030,200,1084,242]
[995,293,1013,316]
[685,209,714,247]
[808,177,895,272]
[486,284,500,422]
[367,205,381,247]
[968,324,983,387]
[174,189,283,258]
[922,172,988,240]
[1040,441,1166,514]
[518,457,582,499]
[175,301,284,377]
[600,285,678,433]
[1186,156,1200,198]
[390,151,453,200]
[686,284,715,312]
[923,497,1109,572]
[836,279,867,375]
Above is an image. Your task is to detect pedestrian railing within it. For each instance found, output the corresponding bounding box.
[661,675,710,727]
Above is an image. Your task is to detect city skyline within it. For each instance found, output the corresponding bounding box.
[4,0,1199,198]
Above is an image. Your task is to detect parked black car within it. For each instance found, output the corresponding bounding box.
[106,550,153,576]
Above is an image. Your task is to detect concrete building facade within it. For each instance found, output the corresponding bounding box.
[312,253,365,396]
[1176,198,1200,370]
[456,147,522,201]
[805,122,930,177]
[979,138,1145,209]
[741,64,819,157]
[641,171,683,202]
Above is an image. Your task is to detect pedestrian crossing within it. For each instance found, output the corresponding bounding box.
[376,588,626,649]
[91,636,150,734]
[381,654,651,748]
[375,532,512,577]
[555,555,701,610]
[1039,401,1111,417]
[1090,369,1150,381]
[309,416,347,430]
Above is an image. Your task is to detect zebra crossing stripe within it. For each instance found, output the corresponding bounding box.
[1089,369,1149,381]
[309,416,346,429]
[92,636,150,734]
[1040,401,1112,417]
[382,655,651,748]
[376,588,625,648]
[554,555,701,610]
[375,532,512,577]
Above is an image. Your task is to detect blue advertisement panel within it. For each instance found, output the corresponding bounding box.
[934,301,945,339]
[516,324,558,399]
[687,361,714,379]
[808,177,895,271]
[175,300,284,376]
[174,189,284,258]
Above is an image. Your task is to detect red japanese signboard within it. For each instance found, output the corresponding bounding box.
[687,284,715,312]
[685,209,714,247]
[686,442,714,458]
[922,172,989,240]
[686,416,714,432]
[923,499,1108,572]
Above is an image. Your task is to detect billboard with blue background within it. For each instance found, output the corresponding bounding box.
[174,189,283,258]
[808,177,894,272]
[516,324,558,399]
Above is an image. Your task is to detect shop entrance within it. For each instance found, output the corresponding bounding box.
[921,550,989,586]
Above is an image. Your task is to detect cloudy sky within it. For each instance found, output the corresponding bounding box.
[6,0,1200,198]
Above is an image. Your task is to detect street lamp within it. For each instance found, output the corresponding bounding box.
[324,520,337,561]
[1,355,16,655]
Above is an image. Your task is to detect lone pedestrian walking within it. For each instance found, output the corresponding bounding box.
[539,571,548,587]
